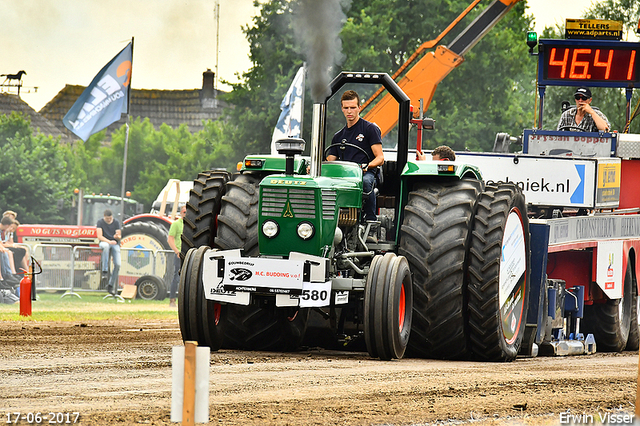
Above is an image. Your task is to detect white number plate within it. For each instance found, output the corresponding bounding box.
[299,281,332,307]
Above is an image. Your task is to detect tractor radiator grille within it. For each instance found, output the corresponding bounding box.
[261,187,316,219]
[322,190,336,220]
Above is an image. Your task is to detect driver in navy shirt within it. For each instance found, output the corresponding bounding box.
[326,90,384,222]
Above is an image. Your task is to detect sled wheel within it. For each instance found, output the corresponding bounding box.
[398,179,482,359]
[583,258,634,352]
[467,183,531,361]
[365,253,413,360]
[626,268,639,351]
[182,170,231,258]
[134,275,167,300]
[178,247,197,341]
[626,288,639,351]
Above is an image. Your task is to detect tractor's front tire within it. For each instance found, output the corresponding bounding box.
[178,247,197,342]
[398,179,482,359]
[467,183,531,362]
[178,246,225,351]
[364,253,413,360]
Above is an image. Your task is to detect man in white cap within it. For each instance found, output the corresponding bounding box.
[557,86,610,132]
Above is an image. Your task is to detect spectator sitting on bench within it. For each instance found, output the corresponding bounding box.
[0,216,19,286]
[2,211,28,273]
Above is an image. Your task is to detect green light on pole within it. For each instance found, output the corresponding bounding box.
[527,31,538,54]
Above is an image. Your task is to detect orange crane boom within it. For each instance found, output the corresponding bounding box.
[363,0,522,137]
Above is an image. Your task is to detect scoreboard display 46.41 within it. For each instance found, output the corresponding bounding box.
[538,39,640,87]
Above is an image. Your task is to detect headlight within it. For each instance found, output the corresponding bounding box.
[296,222,315,240]
[262,220,279,238]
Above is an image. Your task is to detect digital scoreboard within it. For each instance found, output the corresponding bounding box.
[538,39,640,87]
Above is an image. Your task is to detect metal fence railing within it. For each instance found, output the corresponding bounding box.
[27,244,176,298]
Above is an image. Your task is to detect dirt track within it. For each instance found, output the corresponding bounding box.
[0,318,638,425]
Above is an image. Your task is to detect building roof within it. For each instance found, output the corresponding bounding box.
[0,92,70,141]
[39,69,228,140]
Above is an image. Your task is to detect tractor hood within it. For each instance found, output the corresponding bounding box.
[258,164,363,258]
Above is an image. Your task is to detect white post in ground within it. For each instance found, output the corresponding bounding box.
[171,341,210,424]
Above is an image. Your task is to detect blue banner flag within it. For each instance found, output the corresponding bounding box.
[271,66,305,154]
[63,42,133,141]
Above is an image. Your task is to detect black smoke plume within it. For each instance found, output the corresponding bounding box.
[294,0,352,102]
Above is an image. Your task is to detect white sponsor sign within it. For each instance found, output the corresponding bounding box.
[596,240,623,299]
[276,294,299,307]
[203,249,251,305]
[540,215,640,246]
[457,153,596,207]
[221,257,304,292]
[526,133,613,157]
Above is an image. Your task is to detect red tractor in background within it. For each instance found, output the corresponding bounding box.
[16,180,199,300]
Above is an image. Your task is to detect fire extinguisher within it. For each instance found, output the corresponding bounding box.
[20,272,32,317]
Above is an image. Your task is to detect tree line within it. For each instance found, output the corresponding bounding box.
[2,0,639,224]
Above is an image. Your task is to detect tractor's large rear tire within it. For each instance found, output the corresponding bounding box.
[181,170,231,258]
[364,253,413,360]
[583,259,634,352]
[178,170,229,348]
[223,303,309,351]
[215,173,308,351]
[398,179,482,359]
[214,173,261,254]
[467,183,531,362]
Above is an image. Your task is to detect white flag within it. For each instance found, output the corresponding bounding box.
[271,66,305,155]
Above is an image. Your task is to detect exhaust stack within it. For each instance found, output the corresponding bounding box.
[310,103,325,178]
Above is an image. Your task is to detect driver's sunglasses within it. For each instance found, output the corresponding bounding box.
[575,95,589,101]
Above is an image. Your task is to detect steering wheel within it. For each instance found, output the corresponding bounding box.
[324,142,372,163]
[558,125,585,132]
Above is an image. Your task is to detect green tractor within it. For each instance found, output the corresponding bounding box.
[179,72,530,361]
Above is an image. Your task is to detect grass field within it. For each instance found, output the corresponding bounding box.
[0,291,178,322]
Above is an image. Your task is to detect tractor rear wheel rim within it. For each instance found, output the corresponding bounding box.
[499,207,527,345]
